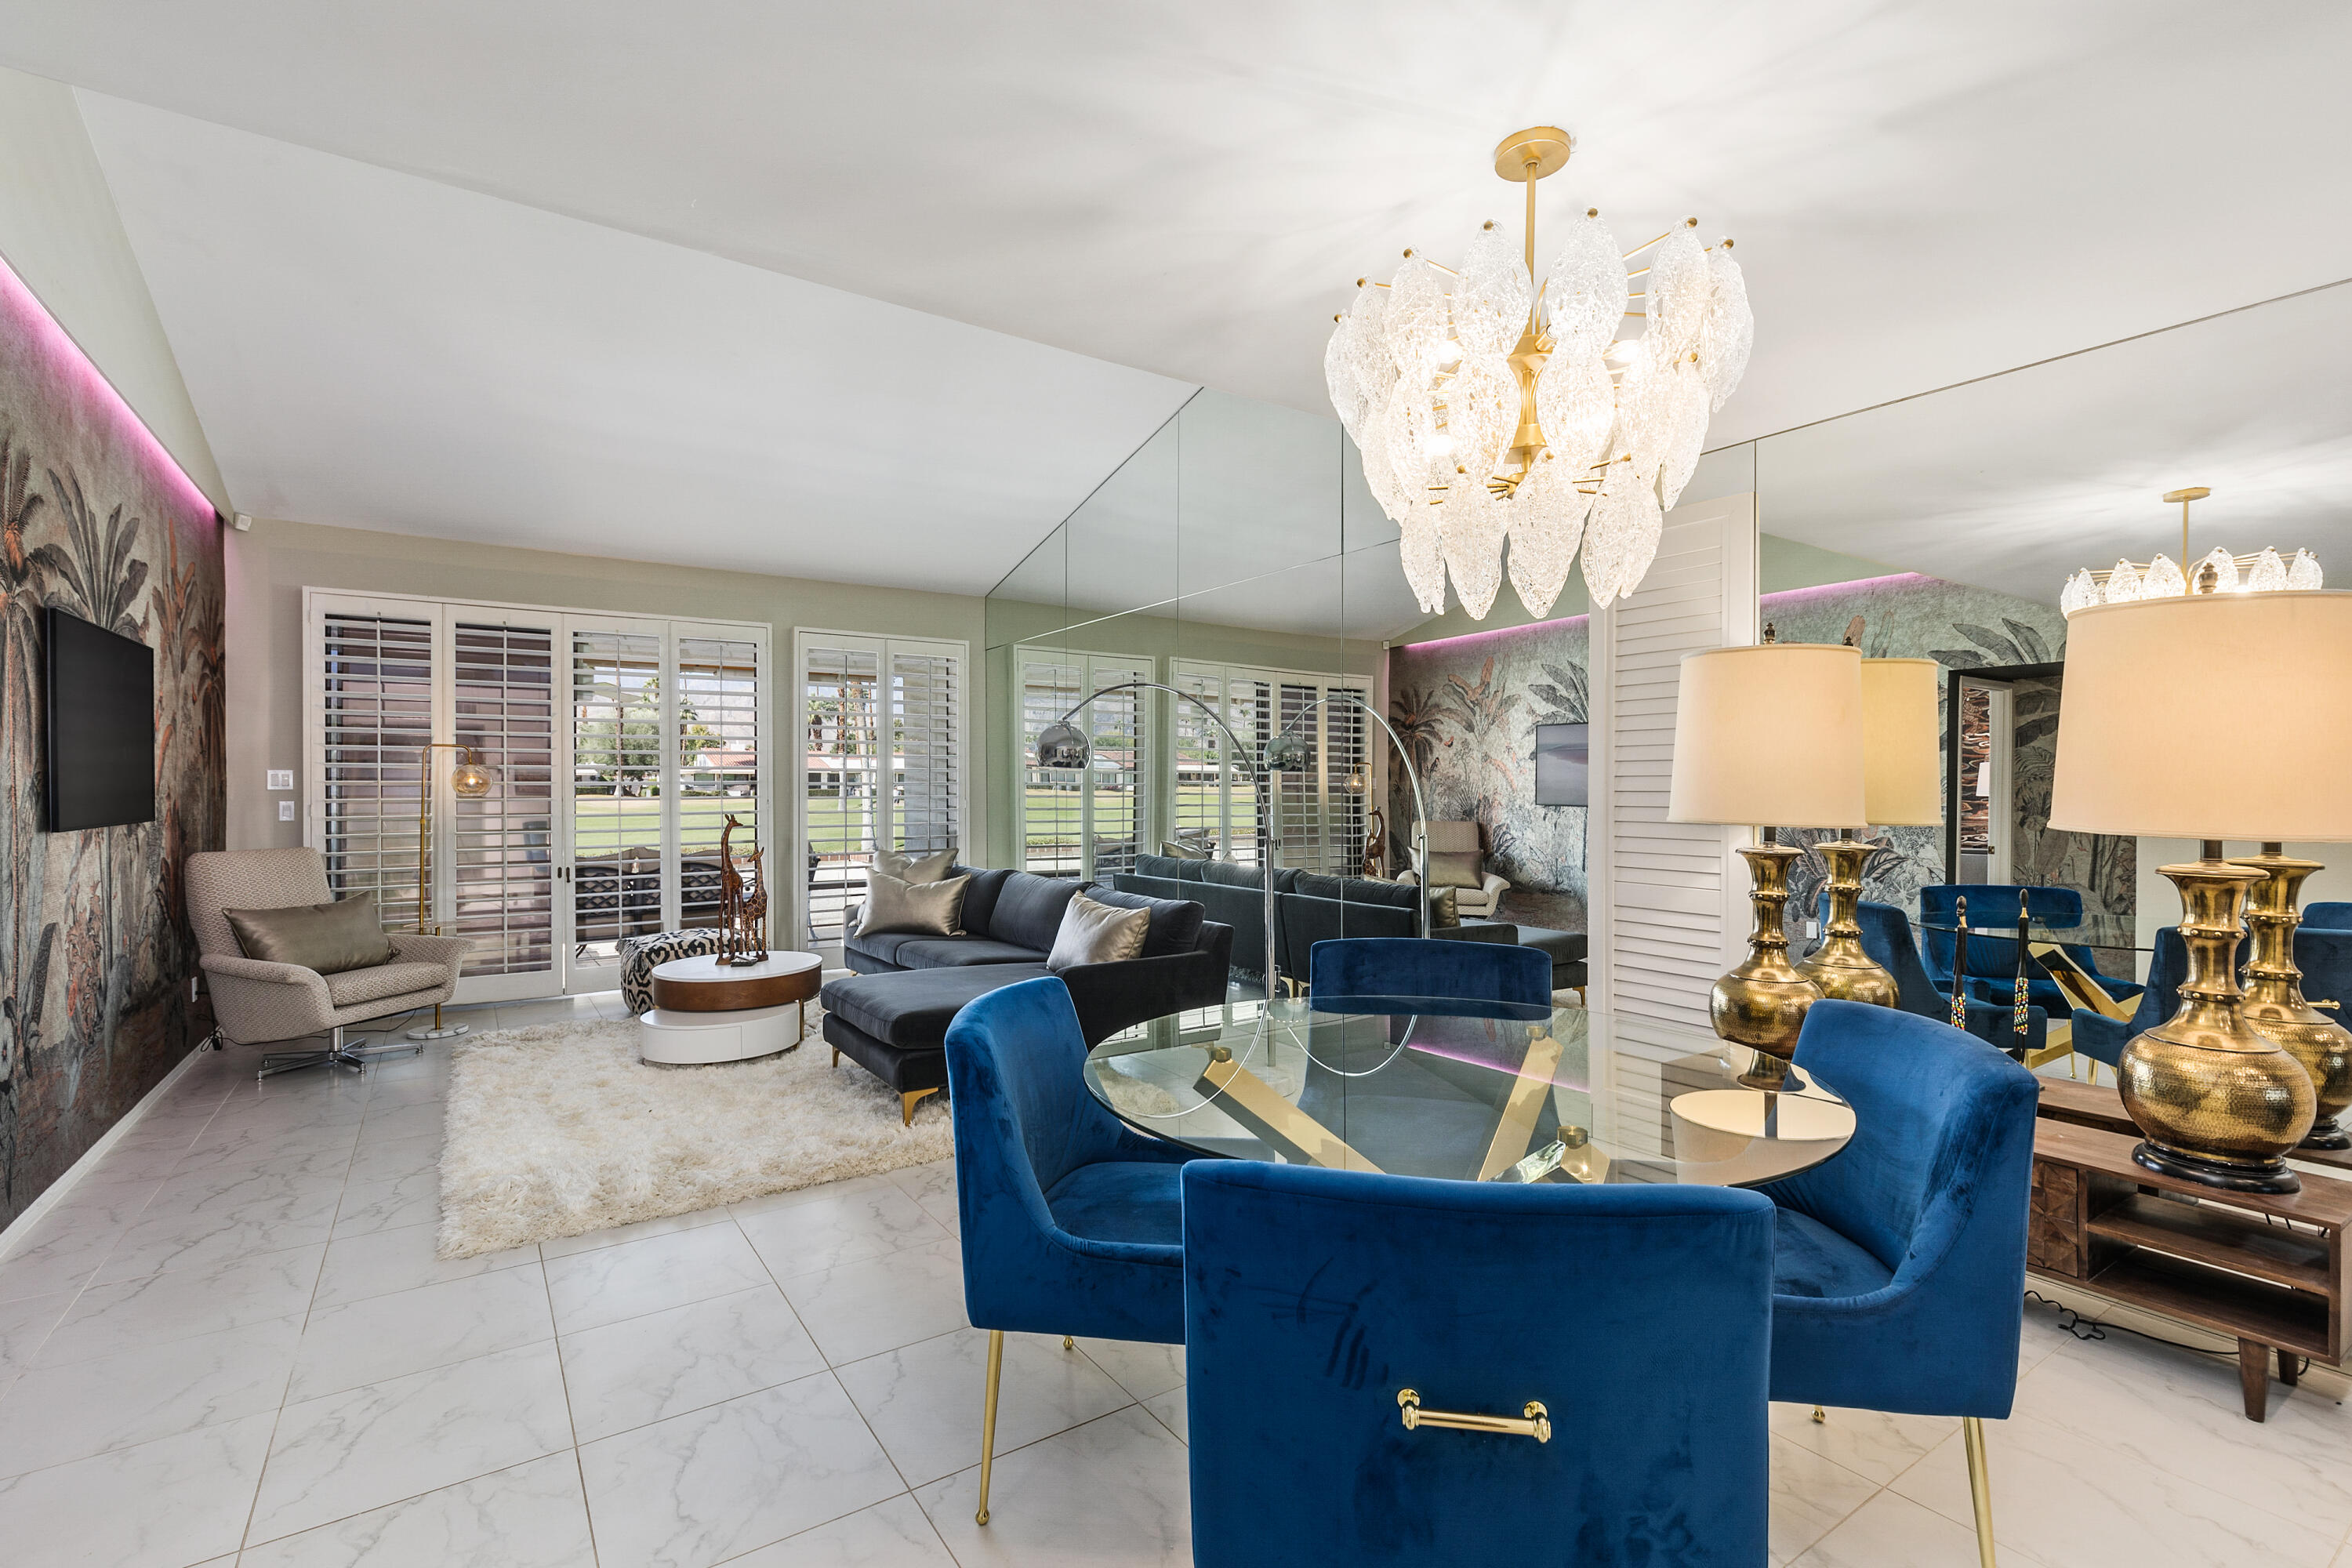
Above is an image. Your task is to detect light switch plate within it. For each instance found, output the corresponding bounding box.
[278,800,296,822]
[267,769,294,791]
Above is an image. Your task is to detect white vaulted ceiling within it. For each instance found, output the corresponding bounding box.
[9,2,2351,596]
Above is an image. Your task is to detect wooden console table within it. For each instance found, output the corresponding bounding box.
[2030,1083,2352,1421]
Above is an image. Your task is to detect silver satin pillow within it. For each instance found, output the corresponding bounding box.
[877,848,956,884]
[1047,891,1149,972]
[858,869,970,938]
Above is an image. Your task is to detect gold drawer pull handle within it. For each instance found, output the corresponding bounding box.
[1396,1388,1552,1443]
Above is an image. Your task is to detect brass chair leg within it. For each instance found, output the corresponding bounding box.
[976,1329,1004,1526]
[902,1087,938,1126]
[1962,1415,1997,1566]
[1062,1334,1074,1351]
[832,1047,840,1067]
[1811,1405,1826,1424]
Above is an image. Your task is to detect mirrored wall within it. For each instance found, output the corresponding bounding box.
[984,388,1415,884]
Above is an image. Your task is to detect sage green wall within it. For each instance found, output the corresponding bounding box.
[0,66,230,512]
[224,516,994,865]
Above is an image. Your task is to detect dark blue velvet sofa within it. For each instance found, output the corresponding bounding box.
[820,865,1231,1117]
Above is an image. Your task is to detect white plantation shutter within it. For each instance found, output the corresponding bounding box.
[449,619,557,981]
[309,591,768,1000]
[1016,647,1147,878]
[1168,660,1365,874]
[797,632,964,962]
[1588,492,1758,1025]
[314,605,434,927]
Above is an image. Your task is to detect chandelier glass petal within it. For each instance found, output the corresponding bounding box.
[1328,129,1751,620]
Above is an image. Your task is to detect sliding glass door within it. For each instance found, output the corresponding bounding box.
[307,590,768,1000]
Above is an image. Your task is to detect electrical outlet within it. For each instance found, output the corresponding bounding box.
[267,769,293,791]
[279,800,296,822]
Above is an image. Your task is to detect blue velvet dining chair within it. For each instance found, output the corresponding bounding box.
[1918,883,2142,1016]
[1831,897,2049,1057]
[1308,935,1552,1016]
[942,975,1190,1526]
[1762,1000,2039,1568]
[2077,926,2347,1075]
[1183,1160,1775,1567]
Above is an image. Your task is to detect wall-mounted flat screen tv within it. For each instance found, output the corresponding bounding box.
[44,606,154,831]
[1534,721,1588,808]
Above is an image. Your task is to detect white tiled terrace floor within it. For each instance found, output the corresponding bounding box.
[2,993,2350,1566]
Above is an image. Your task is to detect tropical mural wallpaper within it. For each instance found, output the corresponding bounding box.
[1386,570,2128,944]
[1,260,223,1226]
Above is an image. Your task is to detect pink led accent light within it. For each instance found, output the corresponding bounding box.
[1760,572,1935,608]
[1401,614,1588,652]
[0,248,219,522]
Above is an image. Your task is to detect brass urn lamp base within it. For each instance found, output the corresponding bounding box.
[2120,847,2318,1194]
[1711,835,1825,1058]
[1795,833,1898,1007]
[2230,844,2352,1150]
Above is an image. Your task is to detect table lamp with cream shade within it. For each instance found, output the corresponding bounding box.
[1668,631,1867,1054]
[2053,590,2352,1192]
[1797,656,1944,1007]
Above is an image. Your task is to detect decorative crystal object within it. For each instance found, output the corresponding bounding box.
[2056,490,2325,615]
[2194,546,2239,593]
[1327,138,1751,619]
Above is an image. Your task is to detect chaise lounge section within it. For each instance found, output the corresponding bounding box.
[822,866,1232,1121]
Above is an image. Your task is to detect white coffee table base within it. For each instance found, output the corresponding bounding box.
[637,1001,805,1065]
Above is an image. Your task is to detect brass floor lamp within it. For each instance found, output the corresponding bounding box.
[408,742,495,1042]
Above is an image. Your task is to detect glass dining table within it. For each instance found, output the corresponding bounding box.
[1082,996,1857,1186]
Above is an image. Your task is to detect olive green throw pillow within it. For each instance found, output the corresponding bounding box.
[223,893,394,976]
[1047,891,1150,972]
[858,869,970,938]
[1425,849,1485,890]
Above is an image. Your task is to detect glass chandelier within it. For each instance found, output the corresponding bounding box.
[2058,487,2323,617]
[1325,126,1754,621]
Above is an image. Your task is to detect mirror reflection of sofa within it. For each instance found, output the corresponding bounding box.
[820,865,1232,1120]
[1112,855,1586,997]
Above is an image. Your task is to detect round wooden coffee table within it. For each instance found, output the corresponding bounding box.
[639,951,822,1065]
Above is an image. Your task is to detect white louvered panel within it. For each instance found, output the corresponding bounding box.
[568,626,667,964]
[891,649,960,859]
[677,634,761,935]
[1170,665,1225,859]
[802,641,884,958]
[1589,493,1759,1026]
[1085,657,1150,878]
[317,610,434,928]
[450,620,556,979]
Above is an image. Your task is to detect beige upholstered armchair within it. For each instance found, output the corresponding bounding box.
[1394,820,1511,919]
[187,848,471,1078]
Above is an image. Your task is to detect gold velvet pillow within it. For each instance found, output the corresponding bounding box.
[858,869,969,938]
[1425,849,1484,890]
[1426,884,1461,929]
[877,848,957,884]
[1047,891,1150,972]
[223,893,394,976]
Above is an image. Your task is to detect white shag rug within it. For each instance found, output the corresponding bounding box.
[437,1016,952,1259]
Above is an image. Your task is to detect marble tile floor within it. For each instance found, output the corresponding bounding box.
[1,993,2350,1566]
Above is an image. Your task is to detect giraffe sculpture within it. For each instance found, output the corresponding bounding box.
[718,814,768,965]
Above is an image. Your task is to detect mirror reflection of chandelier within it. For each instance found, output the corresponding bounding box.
[2058,487,2323,616]
[1325,126,1754,622]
